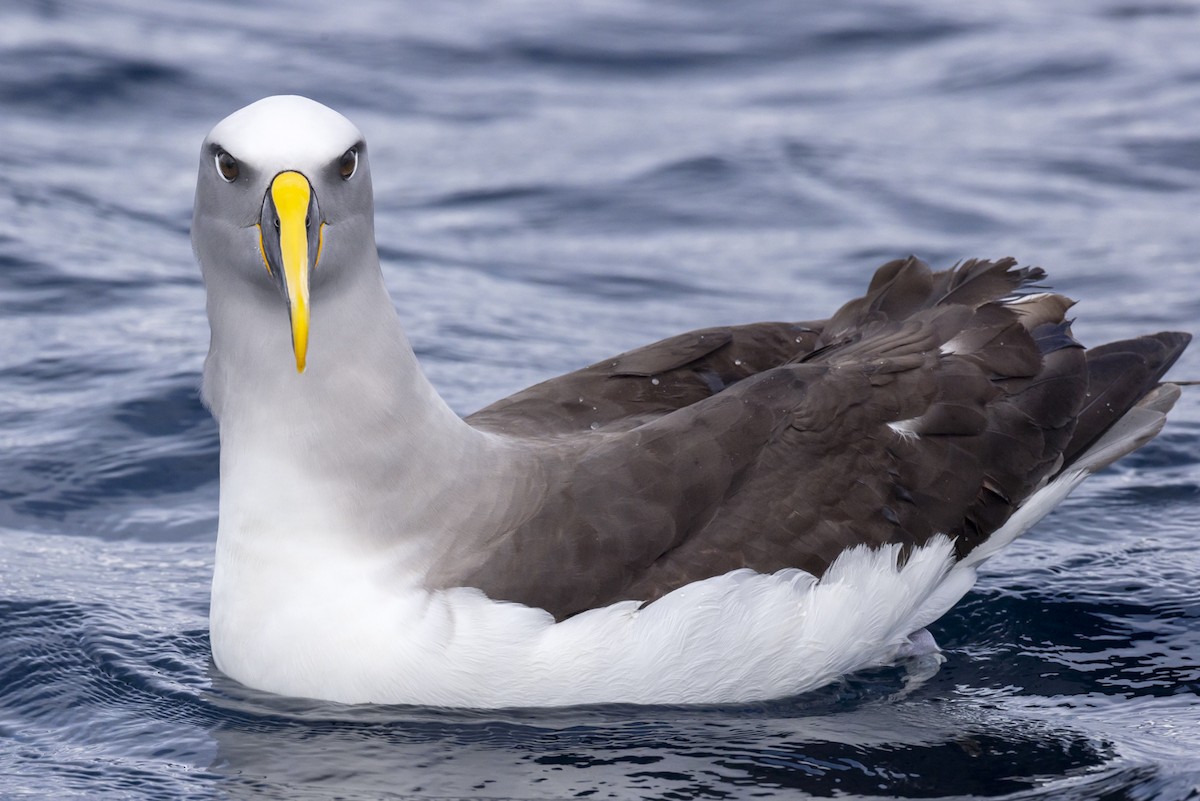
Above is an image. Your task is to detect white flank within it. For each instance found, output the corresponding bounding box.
[211,535,966,707]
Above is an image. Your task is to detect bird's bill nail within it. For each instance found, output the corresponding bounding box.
[268,171,311,373]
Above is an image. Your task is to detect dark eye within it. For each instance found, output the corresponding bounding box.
[338,148,358,180]
[215,150,239,182]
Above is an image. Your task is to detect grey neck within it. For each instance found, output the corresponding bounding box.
[201,257,513,553]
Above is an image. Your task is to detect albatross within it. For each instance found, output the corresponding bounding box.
[193,95,1189,707]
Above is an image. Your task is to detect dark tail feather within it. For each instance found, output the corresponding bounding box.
[930,258,1045,309]
[1062,331,1192,469]
[824,257,1046,342]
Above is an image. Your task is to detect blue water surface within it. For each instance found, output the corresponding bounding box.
[2,1,1200,798]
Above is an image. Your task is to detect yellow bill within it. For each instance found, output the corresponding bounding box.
[268,171,312,372]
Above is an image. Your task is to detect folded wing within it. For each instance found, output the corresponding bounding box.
[454,258,1188,619]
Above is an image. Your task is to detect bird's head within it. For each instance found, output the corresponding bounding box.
[192,95,373,373]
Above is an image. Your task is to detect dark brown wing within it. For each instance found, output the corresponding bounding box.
[467,322,825,436]
[465,255,1054,438]
[447,258,1188,619]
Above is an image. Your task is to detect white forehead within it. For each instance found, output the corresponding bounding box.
[206,95,362,167]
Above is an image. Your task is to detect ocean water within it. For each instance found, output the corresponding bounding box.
[2,0,1200,798]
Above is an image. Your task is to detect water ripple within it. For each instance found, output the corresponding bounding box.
[0,44,189,112]
[2,0,1199,798]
